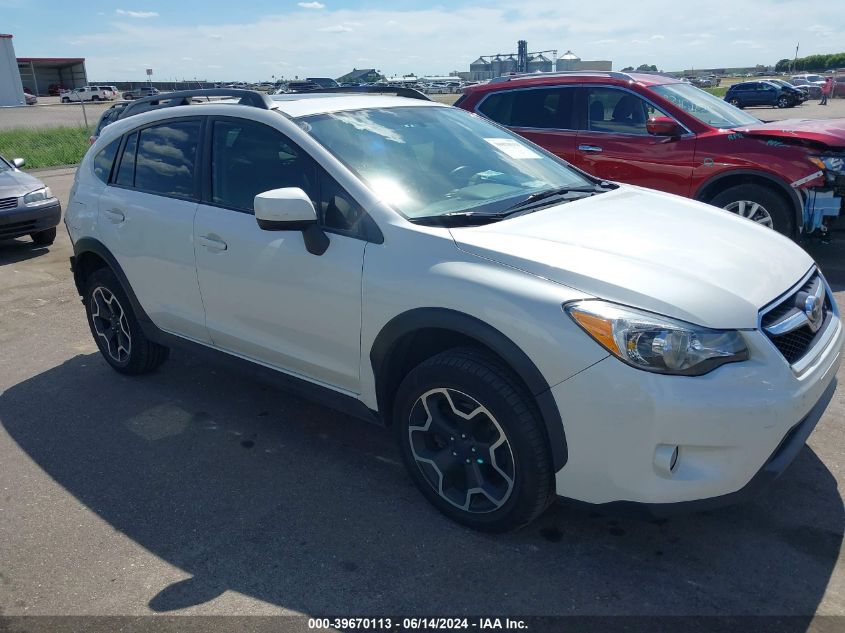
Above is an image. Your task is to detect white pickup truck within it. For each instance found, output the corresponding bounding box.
[60,86,115,103]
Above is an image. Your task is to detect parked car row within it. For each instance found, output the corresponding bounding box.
[58,86,842,531]
[724,80,803,109]
[60,86,117,103]
[121,86,160,100]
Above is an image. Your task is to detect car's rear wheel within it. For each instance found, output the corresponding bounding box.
[30,227,56,246]
[84,268,170,375]
[394,347,554,532]
[710,183,793,237]
[729,97,742,108]
[61,97,69,103]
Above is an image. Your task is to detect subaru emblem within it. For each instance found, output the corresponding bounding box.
[804,295,823,332]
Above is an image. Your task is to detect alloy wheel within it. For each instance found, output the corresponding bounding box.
[90,286,132,363]
[723,199,774,228]
[408,388,515,513]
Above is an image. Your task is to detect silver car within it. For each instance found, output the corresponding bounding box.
[0,156,61,246]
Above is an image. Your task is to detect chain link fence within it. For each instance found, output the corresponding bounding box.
[0,100,109,168]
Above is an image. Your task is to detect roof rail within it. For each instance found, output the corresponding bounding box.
[284,85,431,101]
[118,88,275,120]
[489,70,634,84]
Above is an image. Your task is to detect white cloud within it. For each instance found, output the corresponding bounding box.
[71,0,845,81]
[650,34,664,40]
[116,9,159,18]
[298,1,325,8]
[317,24,352,32]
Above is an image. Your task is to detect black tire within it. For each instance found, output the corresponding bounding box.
[394,347,554,532]
[61,97,69,103]
[30,227,56,246]
[92,95,99,101]
[83,268,169,375]
[709,183,794,237]
[729,98,742,108]
[777,96,789,108]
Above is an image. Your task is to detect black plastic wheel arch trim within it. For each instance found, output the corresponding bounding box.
[370,307,568,471]
[71,237,154,328]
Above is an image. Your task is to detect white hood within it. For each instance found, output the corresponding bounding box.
[450,186,813,329]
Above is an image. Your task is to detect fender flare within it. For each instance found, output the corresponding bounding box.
[693,169,803,234]
[72,237,154,328]
[370,307,568,471]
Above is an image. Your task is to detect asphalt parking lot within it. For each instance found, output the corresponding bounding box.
[0,166,843,621]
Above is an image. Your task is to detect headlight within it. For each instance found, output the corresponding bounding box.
[809,155,845,175]
[23,187,52,205]
[565,300,748,376]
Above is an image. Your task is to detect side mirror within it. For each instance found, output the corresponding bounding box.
[254,187,329,255]
[12,158,25,169]
[646,116,684,138]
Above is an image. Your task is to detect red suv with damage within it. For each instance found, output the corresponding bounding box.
[456,71,844,240]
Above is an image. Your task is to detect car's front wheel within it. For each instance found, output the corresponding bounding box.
[84,268,170,375]
[710,183,793,237]
[394,347,554,532]
[729,97,742,108]
[777,96,790,108]
[30,227,56,246]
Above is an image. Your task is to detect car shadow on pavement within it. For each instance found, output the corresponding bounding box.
[0,239,51,265]
[0,350,842,622]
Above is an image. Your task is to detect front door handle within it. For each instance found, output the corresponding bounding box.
[578,144,603,153]
[104,208,125,223]
[198,235,228,252]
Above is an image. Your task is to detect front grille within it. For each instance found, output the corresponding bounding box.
[761,271,834,366]
[0,196,18,210]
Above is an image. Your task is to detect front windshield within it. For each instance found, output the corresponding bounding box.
[651,82,761,129]
[300,106,593,219]
[0,157,11,173]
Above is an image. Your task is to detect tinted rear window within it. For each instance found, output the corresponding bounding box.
[134,120,201,198]
[478,87,577,130]
[93,139,120,183]
[115,132,138,187]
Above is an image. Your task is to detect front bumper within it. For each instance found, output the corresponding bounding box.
[550,319,843,511]
[0,201,62,240]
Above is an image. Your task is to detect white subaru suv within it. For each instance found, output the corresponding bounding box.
[65,89,843,531]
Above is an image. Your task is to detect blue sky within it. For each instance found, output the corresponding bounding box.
[2,0,843,81]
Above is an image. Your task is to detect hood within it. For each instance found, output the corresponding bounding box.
[733,118,845,149]
[0,169,44,199]
[450,186,813,330]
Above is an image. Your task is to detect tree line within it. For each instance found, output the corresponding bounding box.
[775,53,845,72]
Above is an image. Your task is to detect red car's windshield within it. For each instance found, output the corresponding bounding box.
[652,83,761,129]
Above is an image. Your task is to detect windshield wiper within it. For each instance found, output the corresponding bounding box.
[504,182,614,212]
[410,182,616,227]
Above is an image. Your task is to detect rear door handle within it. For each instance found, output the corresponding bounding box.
[578,144,603,153]
[198,234,228,252]
[104,208,125,223]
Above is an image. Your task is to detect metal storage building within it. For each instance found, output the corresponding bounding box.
[0,34,25,106]
[18,57,87,96]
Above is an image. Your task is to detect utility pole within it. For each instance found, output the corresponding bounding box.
[792,43,799,72]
